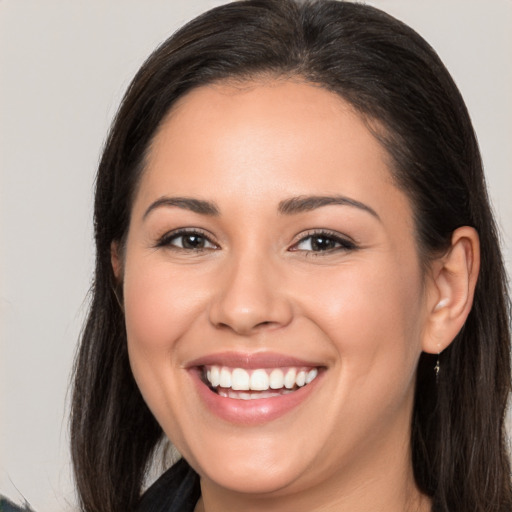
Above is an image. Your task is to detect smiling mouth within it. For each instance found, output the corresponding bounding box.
[201,365,320,400]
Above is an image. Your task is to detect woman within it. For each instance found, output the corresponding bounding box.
[70,1,512,511]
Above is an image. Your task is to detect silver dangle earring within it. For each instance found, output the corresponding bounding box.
[432,298,446,384]
[434,344,441,383]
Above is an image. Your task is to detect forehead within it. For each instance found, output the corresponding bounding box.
[135,79,411,229]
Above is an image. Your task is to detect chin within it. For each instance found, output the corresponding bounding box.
[196,454,309,495]
[173,423,318,496]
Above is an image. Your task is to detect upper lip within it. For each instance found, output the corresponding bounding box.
[185,351,323,369]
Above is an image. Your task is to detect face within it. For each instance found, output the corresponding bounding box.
[119,80,430,499]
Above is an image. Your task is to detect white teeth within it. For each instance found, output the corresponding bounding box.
[269,368,284,389]
[218,389,295,400]
[284,368,296,389]
[231,368,250,390]
[209,366,220,387]
[204,365,320,393]
[296,370,306,387]
[306,368,318,384]
[250,369,269,391]
[219,367,232,388]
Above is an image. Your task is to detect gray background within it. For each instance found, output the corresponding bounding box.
[1,1,511,510]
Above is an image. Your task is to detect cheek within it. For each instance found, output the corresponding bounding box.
[121,253,213,421]
[123,257,208,355]
[302,259,425,443]
[297,256,424,376]
[121,254,212,430]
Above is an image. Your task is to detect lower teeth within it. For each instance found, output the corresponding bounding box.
[216,388,295,400]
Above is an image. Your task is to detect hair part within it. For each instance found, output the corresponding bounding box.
[71,1,512,511]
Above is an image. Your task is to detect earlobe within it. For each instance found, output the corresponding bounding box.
[422,226,480,354]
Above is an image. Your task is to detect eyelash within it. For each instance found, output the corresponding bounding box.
[290,229,357,255]
[155,228,218,252]
[155,228,357,255]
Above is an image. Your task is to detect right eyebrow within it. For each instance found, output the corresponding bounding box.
[142,196,220,220]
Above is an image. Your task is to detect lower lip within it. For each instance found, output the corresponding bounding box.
[189,369,323,425]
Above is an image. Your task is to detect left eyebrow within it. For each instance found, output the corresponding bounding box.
[278,195,380,220]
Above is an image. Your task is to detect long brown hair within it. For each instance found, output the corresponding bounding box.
[71,1,512,510]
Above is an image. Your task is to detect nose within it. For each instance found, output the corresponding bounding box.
[208,252,293,336]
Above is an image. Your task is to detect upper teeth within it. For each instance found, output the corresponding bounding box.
[205,366,318,391]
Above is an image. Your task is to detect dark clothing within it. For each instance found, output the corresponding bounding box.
[137,459,201,512]
[1,460,199,512]
[0,497,34,512]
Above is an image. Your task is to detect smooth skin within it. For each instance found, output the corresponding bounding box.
[112,80,479,512]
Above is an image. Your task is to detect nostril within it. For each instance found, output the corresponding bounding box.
[215,320,274,332]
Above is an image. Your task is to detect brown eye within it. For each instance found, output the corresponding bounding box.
[309,235,338,251]
[158,230,217,251]
[292,231,356,253]
[181,234,207,249]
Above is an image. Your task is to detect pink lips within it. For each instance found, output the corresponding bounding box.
[186,351,323,369]
[186,351,324,425]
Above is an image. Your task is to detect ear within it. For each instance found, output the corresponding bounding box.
[111,240,123,281]
[422,226,480,354]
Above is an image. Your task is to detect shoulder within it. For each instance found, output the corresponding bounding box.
[136,458,200,512]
